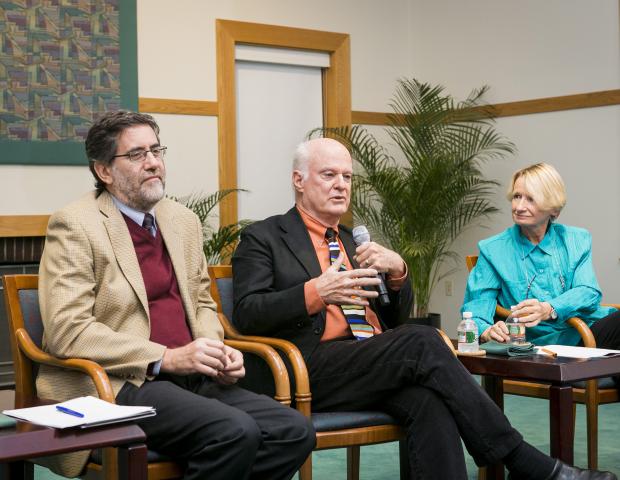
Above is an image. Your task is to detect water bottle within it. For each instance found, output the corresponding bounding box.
[457,312,479,353]
[506,310,526,344]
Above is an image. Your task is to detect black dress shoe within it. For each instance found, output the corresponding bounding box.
[545,460,618,480]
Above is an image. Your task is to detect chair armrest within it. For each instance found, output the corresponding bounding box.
[436,329,456,355]
[566,302,620,348]
[224,339,291,405]
[495,305,511,319]
[218,312,238,338]
[567,317,596,347]
[15,328,115,402]
[219,313,312,416]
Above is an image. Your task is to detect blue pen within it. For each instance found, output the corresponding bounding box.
[56,405,84,418]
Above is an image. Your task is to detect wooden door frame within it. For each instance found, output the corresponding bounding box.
[216,19,351,226]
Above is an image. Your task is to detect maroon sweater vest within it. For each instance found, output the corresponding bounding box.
[123,215,193,349]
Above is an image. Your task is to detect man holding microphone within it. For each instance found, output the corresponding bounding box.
[232,137,615,480]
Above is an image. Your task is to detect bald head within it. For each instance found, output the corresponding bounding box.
[293,138,351,179]
[292,138,352,226]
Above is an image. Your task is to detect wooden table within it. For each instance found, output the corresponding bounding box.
[459,352,620,479]
[0,420,147,480]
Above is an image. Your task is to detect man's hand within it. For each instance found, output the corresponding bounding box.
[481,322,510,343]
[354,242,406,277]
[315,252,381,306]
[215,345,245,385]
[510,299,554,327]
[161,338,229,376]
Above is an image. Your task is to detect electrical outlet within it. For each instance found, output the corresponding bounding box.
[444,280,453,296]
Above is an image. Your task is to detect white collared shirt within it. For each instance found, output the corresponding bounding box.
[111,195,157,237]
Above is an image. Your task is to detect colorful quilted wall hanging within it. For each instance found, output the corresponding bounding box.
[0,0,137,165]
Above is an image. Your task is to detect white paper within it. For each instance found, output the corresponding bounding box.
[536,345,620,359]
[2,396,155,429]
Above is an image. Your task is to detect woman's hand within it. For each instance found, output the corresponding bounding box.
[481,322,510,343]
[510,299,554,327]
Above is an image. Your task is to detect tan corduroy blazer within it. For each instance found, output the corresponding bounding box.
[37,190,223,477]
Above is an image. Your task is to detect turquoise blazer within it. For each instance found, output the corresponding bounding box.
[462,223,617,346]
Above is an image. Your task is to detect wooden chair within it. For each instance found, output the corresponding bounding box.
[465,255,620,469]
[208,265,458,480]
[2,274,291,480]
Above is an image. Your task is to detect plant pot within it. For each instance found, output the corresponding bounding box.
[406,313,441,329]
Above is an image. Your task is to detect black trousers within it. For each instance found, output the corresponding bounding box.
[116,373,315,480]
[589,310,620,387]
[590,310,620,350]
[307,324,523,480]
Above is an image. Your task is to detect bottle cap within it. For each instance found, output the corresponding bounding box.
[462,311,473,319]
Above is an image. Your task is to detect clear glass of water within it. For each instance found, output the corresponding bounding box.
[506,313,526,344]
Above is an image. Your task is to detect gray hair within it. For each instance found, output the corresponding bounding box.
[293,141,312,180]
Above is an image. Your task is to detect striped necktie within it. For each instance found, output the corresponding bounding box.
[325,228,374,340]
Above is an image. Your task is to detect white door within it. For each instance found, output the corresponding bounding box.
[235,46,328,222]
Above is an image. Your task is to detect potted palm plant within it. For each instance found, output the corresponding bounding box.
[314,79,514,321]
[174,189,251,264]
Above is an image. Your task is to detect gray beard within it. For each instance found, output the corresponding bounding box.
[125,179,165,212]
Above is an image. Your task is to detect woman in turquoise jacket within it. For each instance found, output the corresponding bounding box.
[462,163,619,348]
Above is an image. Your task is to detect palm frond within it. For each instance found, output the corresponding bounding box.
[177,189,247,224]
[312,79,514,317]
[174,190,251,265]
[203,220,252,264]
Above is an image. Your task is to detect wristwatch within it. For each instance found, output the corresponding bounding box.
[549,306,558,320]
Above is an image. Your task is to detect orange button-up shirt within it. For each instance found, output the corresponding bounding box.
[297,205,406,341]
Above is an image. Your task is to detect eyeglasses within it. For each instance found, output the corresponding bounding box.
[525,273,537,299]
[113,146,167,163]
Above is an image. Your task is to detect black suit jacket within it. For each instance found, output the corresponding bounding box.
[232,207,414,359]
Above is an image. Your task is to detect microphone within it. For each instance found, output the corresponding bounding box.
[352,225,390,306]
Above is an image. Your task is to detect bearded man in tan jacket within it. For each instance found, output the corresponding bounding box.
[38,110,314,479]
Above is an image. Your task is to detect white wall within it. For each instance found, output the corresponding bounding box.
[412,0,620,335]
[0,165,93,214]
[410,0,619,102]
[136,0,416,201]
[137,0,415,110]
[0,0,414,214]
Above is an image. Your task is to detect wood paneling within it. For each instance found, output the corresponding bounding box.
[138,98,218,116]
[322,36,351,128]
[216,20,239,227]
[0,216,49,238]
[352,89,620,126]
[215,19,351,226]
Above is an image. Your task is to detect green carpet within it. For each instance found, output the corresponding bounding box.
[35,394,620,479]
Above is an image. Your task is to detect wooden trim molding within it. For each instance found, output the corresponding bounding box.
[216,19,351,226]
[351,111,393,126]
[486,89,620,118]
[139,98,218,116]
[138,88,619,125]
[352,89,620,126]
[0,215,50,238]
